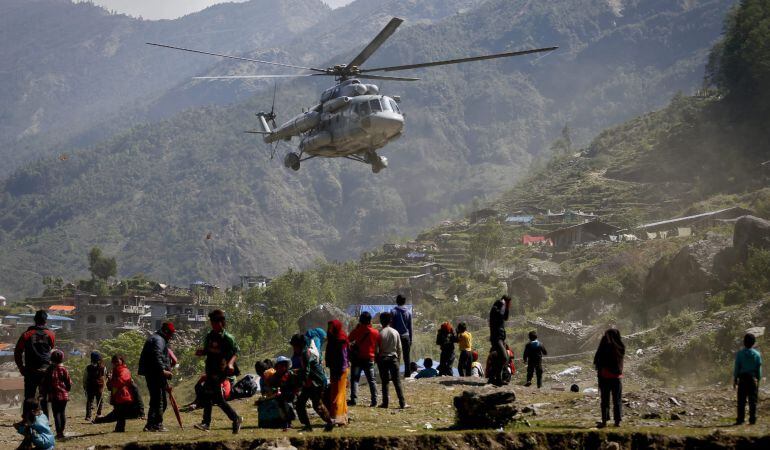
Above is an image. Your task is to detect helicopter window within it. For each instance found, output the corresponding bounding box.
[359,101,371,116]
[369,99,382,112]
[389,99,401,114]
[381,97,392,111]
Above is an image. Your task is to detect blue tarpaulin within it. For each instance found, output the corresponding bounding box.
[345,304,413,317]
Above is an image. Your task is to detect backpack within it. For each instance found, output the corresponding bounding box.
[24,328,53,371]
[231,374,259,399]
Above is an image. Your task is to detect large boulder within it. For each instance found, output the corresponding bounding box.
[643,233,731,303]
[508,272,547,307]
[733,215,770,262]
[453,390,517,429]
[297,303,350,333]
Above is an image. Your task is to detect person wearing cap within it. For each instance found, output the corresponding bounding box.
[15,310,56,419]
[138,321,175,432]
[194,310,243,434]
[84,351,106,421]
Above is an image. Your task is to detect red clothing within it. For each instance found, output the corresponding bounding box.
[14,326,56,373]
[43,364,72,402]
[108,363,134,405]
[599,368,623,379]
[348,324,380,360]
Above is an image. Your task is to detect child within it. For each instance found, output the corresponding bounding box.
[84,351,106,420]
[414,358,439,379]
[436,322,456,376]
[255,359,275,394]
[523,331,548,388]
[16,398,55,449]
[456,323,472,376]
[42,349,71,439]
[734,333,762,425]
[470,351,485,378]
[107,354,135,432]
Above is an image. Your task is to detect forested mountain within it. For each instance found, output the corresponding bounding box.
[0,0,330,175]
[0,0,739,298]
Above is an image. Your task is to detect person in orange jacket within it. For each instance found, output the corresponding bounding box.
[107,355,135,432]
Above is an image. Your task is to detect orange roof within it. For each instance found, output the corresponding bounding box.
[49,305,75,312]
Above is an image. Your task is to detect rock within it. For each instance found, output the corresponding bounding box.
[454,314,486,331]
[256,438,298,450]
[297,303,350,333]
[525,259,564,285]
[668,397,682,407]
[746,326,765,338]
[643,234,732,303]
[733,215,770,262]
[643,412,662,419]
[453,390,518,429]
[671,413,682,421]
[508,272,547,307]
[600,442,622,450]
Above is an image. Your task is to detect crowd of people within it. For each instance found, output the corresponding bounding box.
[10,294,764,447]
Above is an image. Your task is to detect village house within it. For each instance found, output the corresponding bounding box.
[73,294,151,340]
[145,295,212,331]
[546,220,620,250]
[469,208,501,224]
[240,275,271,290]
[633,206,753,239]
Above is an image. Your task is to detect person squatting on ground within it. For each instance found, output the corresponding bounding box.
[594,328,625,428]
[256,356,296,429]
[436,322,456,376]
[194,310,243,434]
[290,333,334,432]
[734,332,762,425]
[347,311,379,407]
[414,358,438,379]
[470,351,484,378]
[325,319,350,426]
[377,312,408,409]
[16,398,55,450]
[41,349,71,439]
[84,351,106,421]
[15,310,55,419]
[523,331,548,388]
[138,321,175,432]
[488,295,512,386]
[107,355,136,433]
[456,322,473,376]
[391,295,413,378]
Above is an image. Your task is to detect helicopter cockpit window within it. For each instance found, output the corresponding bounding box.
[389,99,401,114]
[358,101,371,116]
[369,99,382,112]
[381,97,392,112]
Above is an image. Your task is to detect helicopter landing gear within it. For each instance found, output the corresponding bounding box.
[364,150,388,173]
[284,152,301,171]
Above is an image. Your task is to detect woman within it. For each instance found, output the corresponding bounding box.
[107,354,135,432]
[593,328,625,428]
[325,319,349,426]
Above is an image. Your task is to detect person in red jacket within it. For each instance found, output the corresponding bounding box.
[107,355,134,432]
[347,311,380,407]
[41,350,71,439]
[14,310,56,419]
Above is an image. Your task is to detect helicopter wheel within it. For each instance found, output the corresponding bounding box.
[371,155,388,174]
[284,152,301,171]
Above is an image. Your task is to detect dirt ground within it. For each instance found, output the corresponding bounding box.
[0,361,767,449]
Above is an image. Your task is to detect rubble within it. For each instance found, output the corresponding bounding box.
[453,390,517,429]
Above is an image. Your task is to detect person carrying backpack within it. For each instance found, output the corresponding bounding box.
[84,351,106,420]
[523,331,548,388]
[14,310,56,419]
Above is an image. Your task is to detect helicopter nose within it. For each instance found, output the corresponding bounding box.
[365,113,404,136]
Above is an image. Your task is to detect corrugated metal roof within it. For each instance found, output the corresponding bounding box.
[635,207,749,230]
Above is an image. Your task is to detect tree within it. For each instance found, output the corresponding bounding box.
[706,0,770,113]
[88,246,117,280]
[469,222,503,271]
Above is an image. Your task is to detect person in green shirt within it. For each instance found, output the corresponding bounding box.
[734,333,763,425]
[290,333,333,432]
[194,309,243,434]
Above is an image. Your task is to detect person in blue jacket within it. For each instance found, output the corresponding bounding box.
[16,398,55,449]
[734,332,763,425]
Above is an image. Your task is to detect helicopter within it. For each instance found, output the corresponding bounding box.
[148,18,556,173]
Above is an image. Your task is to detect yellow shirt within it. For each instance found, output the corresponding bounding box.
[458,331,472,351]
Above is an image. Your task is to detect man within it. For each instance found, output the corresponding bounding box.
[138,321,175,432]
[194,310,243,434]
[377,312,408,409]
[15,310,55,418]
[734,333,762,425]
[290,333,333,432]
[84,351,106,421]
[391,294,413,378]
[347,311,379,407]
[488,295,512,386]
[523,331,548,388]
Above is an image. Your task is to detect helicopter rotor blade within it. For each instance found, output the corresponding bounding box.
[147,42,329,73]
[193,74,329,80]
[347,17,403,69]
[356,74,420,81]
[360,46,558,73]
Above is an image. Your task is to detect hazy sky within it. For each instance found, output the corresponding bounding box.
[76,0,353,20]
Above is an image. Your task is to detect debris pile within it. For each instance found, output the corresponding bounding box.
[453,390,517,429]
